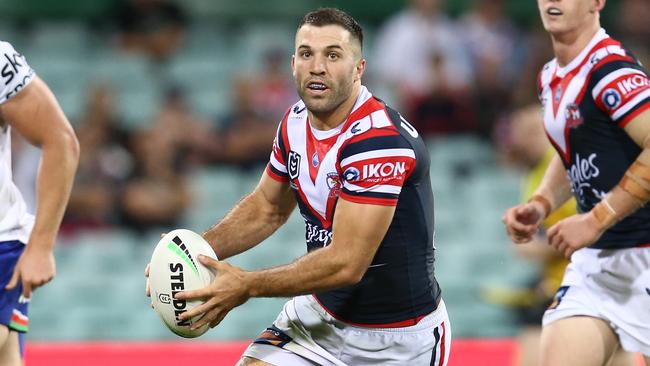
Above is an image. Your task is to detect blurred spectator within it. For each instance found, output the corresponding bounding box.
[460,0,520,137]
[114,0,188,62]
[252,49,296,121]
[406,52,478,136]
[614,0,650,66]
[120,130,191,233]
[210,77,279,168]
[119,86,207,232]
[459,0,518,85]
[509,25,554,108]
[143,86,215,167]
[372,0,472,110]
[63,84,134,233]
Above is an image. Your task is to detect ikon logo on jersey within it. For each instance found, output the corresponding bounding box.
[602,89,622,110]
[617,74,650,96]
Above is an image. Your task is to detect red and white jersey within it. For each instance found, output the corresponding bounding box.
[266,86,441,326]
[0,41,35,244]
[537,28,650,249]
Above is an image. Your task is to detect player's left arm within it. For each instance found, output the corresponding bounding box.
[176,198,395,329]
[3,76,80,297]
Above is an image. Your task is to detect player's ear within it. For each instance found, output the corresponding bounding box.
[354,58,366,82]
[592,0,605,12]
[291,54,296,78]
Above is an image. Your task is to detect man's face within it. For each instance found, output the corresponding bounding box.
[292,24,365,115]
[537,0,602,36]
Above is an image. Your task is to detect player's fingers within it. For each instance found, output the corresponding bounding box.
[564,246,574,259]
[21,281,32,299]
[547,223,559,243]
[513,234,532,244]
[192,306,221,330]
[509,220,536,235]
[145,263,150,277]
[174,286,212,301]
[146,278,151,297]
[179,298,217,321]
[198,255,220,269]
[514,205,534,216]
[209,311,228,328]
[5,269,19,290]
[551,234,565,252]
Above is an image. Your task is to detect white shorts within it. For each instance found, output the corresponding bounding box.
[243,295,451,366]
[542,246,650,355]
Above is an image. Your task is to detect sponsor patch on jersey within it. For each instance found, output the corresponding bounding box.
[253,326,293,348]
[601,88,622,110]
[288,151,301,180]
[345,117,371,137]
[617,74,650,96]
[547,286,569,310]
[360,161,408,183]
[343,167,360,182]
[305,222,332,247]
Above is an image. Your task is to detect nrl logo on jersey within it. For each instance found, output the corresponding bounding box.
[288,151,301,180]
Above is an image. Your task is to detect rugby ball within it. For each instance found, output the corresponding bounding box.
[149,229,218,338]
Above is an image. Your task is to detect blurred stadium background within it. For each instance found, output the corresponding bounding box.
[3,0,647,364]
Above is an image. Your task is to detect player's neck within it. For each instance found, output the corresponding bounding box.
[309,84,361,131]
[551,22,600,67]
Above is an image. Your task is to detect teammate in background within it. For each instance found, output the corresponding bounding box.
[0,41,79,365]
[502,0,650,365]
[500,105,636,366]
[146,7,450,366]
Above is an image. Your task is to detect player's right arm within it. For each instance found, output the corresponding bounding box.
[202,170,296,259]
[145,122,295,298]
[1,52,80,297]
[202,117,296,259]
[503,153,573,243]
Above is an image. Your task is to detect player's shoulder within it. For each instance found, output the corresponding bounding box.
[588,35,646,79]
[0,40,35,103]
[344,98,401,141]
[283,100,307,126]
[339,99,416,160]
[0,40,29,66]
[0,40,17,53]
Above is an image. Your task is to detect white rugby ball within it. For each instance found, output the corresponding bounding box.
[149,229,218,338]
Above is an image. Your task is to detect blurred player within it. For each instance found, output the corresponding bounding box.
[147,7,449,366]
[0,41,79,364]
[502,0,650,365]
[500,105,636,366]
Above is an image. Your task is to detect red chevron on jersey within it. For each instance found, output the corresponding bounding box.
[266,86,417,229]
[538,29,630,162]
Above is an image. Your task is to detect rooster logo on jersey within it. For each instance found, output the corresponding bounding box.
[326,172,341,198]
[565,103,584,129]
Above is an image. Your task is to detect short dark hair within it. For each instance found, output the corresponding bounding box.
[298,8,363,50]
